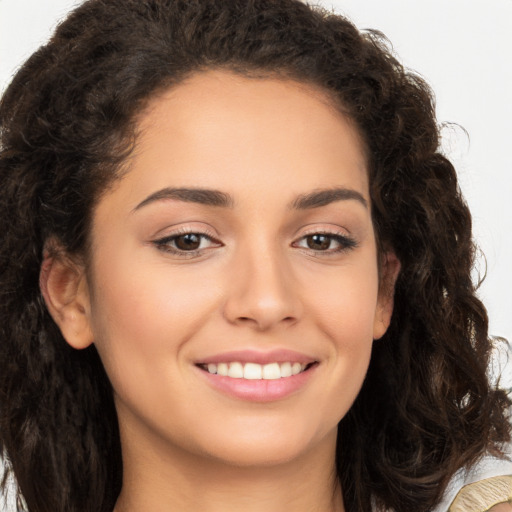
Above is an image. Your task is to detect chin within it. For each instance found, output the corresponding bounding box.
[190,419,336,469]
[204,440,312,469]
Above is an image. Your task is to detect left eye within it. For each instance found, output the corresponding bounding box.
[294,233,356,252]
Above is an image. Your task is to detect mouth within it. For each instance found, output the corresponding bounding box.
[194,349,319,401]
[197,361,317,380]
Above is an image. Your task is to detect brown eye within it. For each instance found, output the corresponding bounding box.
[293,232,357,254]
[174,233,201,250]
[153,231,221,256]
[306,234,332,250]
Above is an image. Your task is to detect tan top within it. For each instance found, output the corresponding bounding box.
[449,475,512,512]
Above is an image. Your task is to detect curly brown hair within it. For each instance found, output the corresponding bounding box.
[0,1,509,511]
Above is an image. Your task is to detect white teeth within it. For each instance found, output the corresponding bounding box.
[262,362,281,380]
[227,361,243,378]
[203,361,310,379]
[280,362,292,377]
[244,362,262,380]
[217,363,228,376]
[292,362,302,375]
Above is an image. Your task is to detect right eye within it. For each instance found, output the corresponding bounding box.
[153,231,222,256]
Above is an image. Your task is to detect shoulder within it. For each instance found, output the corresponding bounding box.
[488,503,512,512]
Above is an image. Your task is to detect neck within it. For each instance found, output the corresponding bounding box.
[114,423,344,512]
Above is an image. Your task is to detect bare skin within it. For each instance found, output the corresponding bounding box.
[489,504,512,512]
[42,71,400,512]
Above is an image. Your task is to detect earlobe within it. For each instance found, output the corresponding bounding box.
[373,250,401,340]
[40,249,94,350]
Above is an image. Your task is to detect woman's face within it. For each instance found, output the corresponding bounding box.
[71,71,398,468]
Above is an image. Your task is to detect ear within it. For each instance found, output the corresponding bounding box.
[373,250,401,340]
[40,248,94,350]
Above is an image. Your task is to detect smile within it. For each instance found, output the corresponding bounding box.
[199,361,311,380]
[195,350,319,401]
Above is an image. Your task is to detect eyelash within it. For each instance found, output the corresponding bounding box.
[152,229,357,258]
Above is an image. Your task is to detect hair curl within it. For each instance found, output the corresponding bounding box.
[0,1,509,511]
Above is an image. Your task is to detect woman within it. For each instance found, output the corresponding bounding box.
[0,1,510,511]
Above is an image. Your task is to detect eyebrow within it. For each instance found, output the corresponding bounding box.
[133,187,234,211]
[133,186,367,212]
[290,188,368,210]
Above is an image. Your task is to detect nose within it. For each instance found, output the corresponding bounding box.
[222,242,302,331]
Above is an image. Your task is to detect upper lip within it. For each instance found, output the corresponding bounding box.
[196,349,317,366]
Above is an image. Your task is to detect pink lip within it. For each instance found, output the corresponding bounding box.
[197,368,316,402]
[196,349,316,365]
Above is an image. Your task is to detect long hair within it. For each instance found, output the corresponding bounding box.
[0,1,509,511]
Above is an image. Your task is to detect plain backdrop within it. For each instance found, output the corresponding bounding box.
[1,0,511,370]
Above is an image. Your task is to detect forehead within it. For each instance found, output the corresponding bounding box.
[111,70,369,210]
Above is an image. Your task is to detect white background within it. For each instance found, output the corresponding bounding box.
[1,0,511,351]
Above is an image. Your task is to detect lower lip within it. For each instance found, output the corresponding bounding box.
[196,365,317,402]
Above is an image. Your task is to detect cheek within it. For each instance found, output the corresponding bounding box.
[87,258,225,440]
[87,251,222,378]
[305,259,380,345]
[300,258,379,415]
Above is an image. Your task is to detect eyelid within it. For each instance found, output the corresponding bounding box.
[153,224,218,240]
[297,224,351,237]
